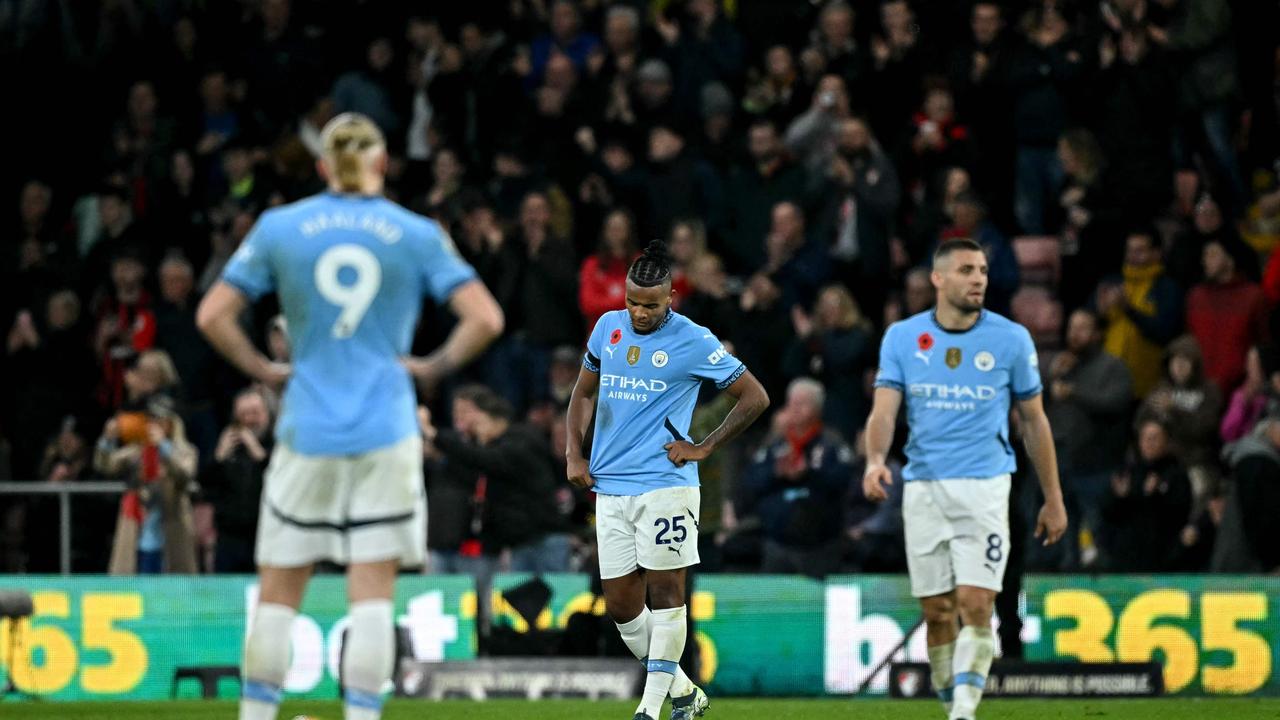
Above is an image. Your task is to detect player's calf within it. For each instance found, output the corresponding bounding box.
[634,605,688,719]
[241,602,295,720]
[950,587,997,720]
[342,599,395,720]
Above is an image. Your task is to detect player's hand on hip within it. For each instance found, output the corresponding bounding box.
[402,355,445,392]
[1035,500,1068,546]
[663,440,708,468]
[862,463,893,503]
[566,456,594,489]
[257,360,291,389]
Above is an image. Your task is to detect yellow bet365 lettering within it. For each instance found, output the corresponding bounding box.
[3,591,77,693]
[1045,589,1114,663]
[1200,592,1270,694]
[1115,590,1197,692]
[80,593,148,693]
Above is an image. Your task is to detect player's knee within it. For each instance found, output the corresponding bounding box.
[922,597,957,627]
[645,571,687,610]
[956,591,995,627]
[603,576,647,622]
[647,584,684,610]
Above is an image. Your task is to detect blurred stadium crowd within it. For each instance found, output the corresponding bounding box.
[2,0,1279,579]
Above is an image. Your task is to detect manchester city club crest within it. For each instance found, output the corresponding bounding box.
[652,350,669,367]
[945,347,962,369]
[975,350,996,372]
[627,346,641,365]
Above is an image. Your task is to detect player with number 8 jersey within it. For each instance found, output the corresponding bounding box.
[862,238,1067,720]
[197,113,503,720]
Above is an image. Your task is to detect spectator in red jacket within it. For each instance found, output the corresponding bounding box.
[577,207,639,331]
[93,251,157,412]
[1185,238,1268,394]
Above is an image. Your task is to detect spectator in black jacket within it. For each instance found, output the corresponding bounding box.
[205,387,273,572]
[948,1,1016,221]
[481,191,581,417]
[724,119,809,274]
[423,385,569,573]
[154,253,219,466]
[743,378,853,577]
[1092,24,1175,226]
[817,117,900,325]
[1057,128,1125,313]
[1045,308,1134,568]
[782,285,876,440]
[1101,419,1192,572]
[1008,5,1083,234]
[1220,419,1280,573]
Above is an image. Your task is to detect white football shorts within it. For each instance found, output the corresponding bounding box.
[255,434,426,569]
[902,473,1011,597]
[596,486,701,580]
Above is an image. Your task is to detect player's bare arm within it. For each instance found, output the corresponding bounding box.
[862,386,902,502]
[1017,392,1068,545]
[403,279,504,392]
[665,369,769,467]
[565,364,600,489]
[196,281,290,387]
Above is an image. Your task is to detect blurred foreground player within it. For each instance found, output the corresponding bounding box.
[197,113,503,720]
[862,238,1067,720]
[565,241,769,720]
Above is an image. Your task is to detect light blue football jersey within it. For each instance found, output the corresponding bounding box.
[583,310,747,496]
[221,192,476,456]
[874,310,1042,481]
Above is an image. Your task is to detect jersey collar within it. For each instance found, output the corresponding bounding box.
[930,309,985,334]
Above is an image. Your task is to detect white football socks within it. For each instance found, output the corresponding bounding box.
[951,625,995,720]
[615,606,696,699]
[635,606,688,718]
[240,602,295,720]
[342,599,395,720]
[927,640,956,715]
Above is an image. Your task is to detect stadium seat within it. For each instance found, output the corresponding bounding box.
[1011,286,1063,348]
[1013,236,1061,286]
[171,665,240,699]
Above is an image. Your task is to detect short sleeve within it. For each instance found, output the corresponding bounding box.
[1011,326,1043,399]
[583,315,608,373]
[221,219,275,300]
[688,330,747,389]
[873,324,905,391]
[420,221,478,302]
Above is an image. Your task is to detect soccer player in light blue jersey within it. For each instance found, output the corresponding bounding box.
[565,241,770,720]
[863,238,1067,720]
[196,114,504,720]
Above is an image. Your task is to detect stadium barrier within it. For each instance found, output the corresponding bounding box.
[0,574,1273,701]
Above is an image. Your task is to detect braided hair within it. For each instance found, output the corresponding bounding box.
[628,239,673,288]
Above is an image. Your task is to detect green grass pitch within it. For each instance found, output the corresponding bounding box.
[2,698,1279,719]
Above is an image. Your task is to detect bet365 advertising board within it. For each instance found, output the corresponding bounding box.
[0,574,1273,700]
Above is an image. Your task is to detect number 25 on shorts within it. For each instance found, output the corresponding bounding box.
[654,516,688,545]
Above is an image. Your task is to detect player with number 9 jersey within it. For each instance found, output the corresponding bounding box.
[199,113,503,720]
[222,184,474,458]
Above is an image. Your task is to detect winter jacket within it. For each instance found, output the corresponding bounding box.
[1186,276,1269,393]
[1102,262,1182,398]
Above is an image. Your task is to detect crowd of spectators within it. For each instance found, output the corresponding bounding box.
[2,0,1280,579]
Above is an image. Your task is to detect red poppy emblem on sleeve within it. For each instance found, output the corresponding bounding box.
[918,332,934,351]
[610,329,623,344]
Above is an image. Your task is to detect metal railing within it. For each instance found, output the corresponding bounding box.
[0,481,127,574]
